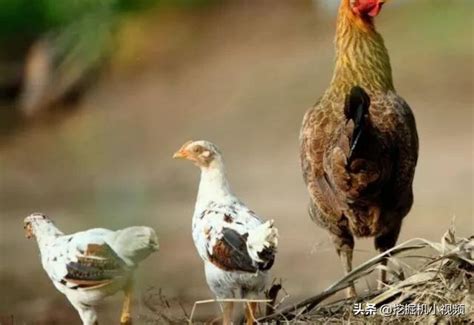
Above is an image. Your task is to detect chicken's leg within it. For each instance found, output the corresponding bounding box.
[245,302,257,325]
[374,222,401,290]
[338,248,356,297]
[330,228,355,298]
[69,300,98,325]
[120,279,133,325]
[222,301,234,325]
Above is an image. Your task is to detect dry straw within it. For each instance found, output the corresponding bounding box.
[259,223,473,324]
[143,224,472,324]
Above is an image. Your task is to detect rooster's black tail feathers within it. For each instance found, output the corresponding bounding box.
[344,86,371,161]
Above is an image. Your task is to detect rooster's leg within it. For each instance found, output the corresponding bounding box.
[339,249,356,297]
[330,229,355,298]
[222,301,234,325]
[374,223,401,290]
[245,302,257,325]
[120,278,133,325]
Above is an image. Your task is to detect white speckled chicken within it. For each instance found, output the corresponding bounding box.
[24,213,159,325]
[173,140,278,325]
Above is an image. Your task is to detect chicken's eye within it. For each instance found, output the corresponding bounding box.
[193,146,201,153]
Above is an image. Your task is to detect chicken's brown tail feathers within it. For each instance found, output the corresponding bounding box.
[329,86,381,200]
[344,86,371,162]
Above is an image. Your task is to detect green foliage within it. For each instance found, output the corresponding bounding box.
[0,0,48,40]
[42,0,119,27]
[0,0,215,41]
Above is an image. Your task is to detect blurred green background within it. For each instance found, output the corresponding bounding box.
[0,0,472,323]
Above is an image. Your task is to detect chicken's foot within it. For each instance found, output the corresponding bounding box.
[338,248,357,298]
[245,301,257,325]
[222,301,234,325]
[375,222,402,290]
[120,279,133,325]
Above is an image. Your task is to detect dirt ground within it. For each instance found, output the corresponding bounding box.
[0,1,472,323]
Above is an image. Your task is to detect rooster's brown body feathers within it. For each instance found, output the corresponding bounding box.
[299,0,418,295]
[301,88,418,238]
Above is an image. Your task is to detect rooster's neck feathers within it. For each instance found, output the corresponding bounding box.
[329,0,394,96]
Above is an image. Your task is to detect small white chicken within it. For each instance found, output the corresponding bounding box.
[173,140,278,325]
[24,213,159,325]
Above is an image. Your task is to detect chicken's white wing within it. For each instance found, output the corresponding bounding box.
[44,229,129,290]
[193,201,277,273]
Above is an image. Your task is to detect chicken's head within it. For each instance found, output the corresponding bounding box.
[24,213,51,239]
[173,140,223,169]
[350,0,385,18]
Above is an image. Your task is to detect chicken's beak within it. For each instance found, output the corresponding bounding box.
[173,149,188,160]
[173,140,194,160]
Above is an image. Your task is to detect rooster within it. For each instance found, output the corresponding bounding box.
[299,0,418,297]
